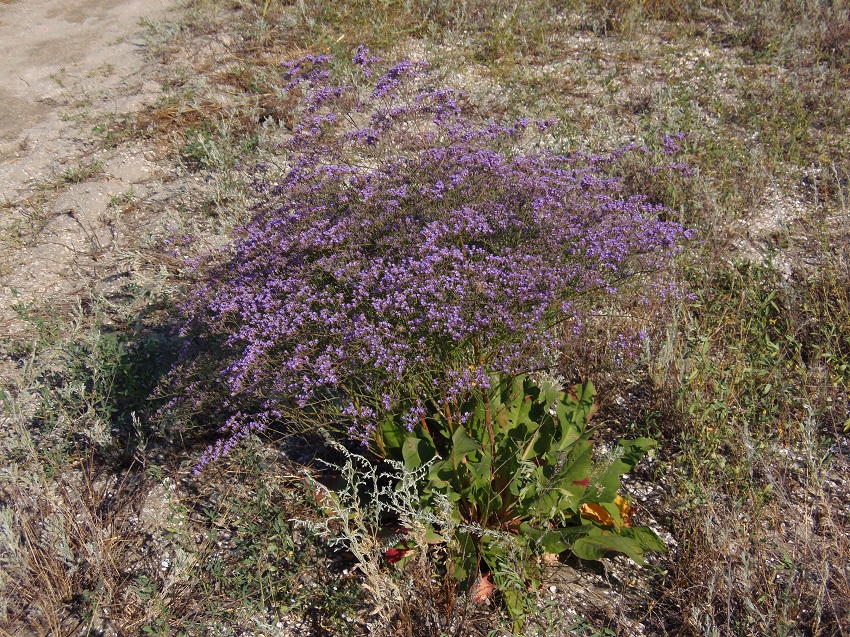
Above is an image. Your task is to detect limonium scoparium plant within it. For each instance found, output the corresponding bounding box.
[180,48,690,470]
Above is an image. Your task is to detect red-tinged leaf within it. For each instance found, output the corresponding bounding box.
[385,547,410,564]
[572,477,590,487]
[473,573,496,603]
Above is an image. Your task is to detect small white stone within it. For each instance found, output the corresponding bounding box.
[549,585,558,594]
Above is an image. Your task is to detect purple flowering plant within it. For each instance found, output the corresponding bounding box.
[175,47,689,471]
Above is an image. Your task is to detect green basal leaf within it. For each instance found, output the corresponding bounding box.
[508,473,523,497]
[529,411,556,458]
[554,382,595,449]
[467,454,493,490]
[570,525,665,564]
[532,524,598,555]
[377,414,408,457]
[450,425,481,470]
[599,501,624,528]
[429,459,456,488]
[450,531,479,587]
[522,438,592,518]
[512,390,536,434]
[401,435,434,470]
[621,526,667,554]
[588,437,656,503]
[464,398,489,442]
[542,380,560,411]
[575,380,596,408]
[526,487,561,520]
[472,485,502,517]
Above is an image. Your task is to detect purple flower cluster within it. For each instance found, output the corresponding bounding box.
[181,49,689,468]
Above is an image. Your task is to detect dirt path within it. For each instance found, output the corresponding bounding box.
[0,0,174,330]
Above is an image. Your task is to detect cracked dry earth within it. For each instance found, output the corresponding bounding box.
[0,0,175,332]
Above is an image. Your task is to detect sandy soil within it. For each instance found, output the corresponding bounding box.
[0,0,174,330]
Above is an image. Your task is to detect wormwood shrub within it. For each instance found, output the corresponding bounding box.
[172,48,690,467]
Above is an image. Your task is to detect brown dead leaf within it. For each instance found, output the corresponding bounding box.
[473,573,496,603]
[541,552,560,566]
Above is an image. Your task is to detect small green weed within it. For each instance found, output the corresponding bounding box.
[180,121,259,171]
[60,158,104,184]
[186,442,367,633]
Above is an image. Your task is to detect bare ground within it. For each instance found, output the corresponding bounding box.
[0,0,174,332]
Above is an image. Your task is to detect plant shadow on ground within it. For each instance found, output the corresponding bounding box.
[0,295,386,635]
[0,292,186,634]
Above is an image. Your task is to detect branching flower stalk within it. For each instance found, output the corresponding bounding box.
[173,48,691,470]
